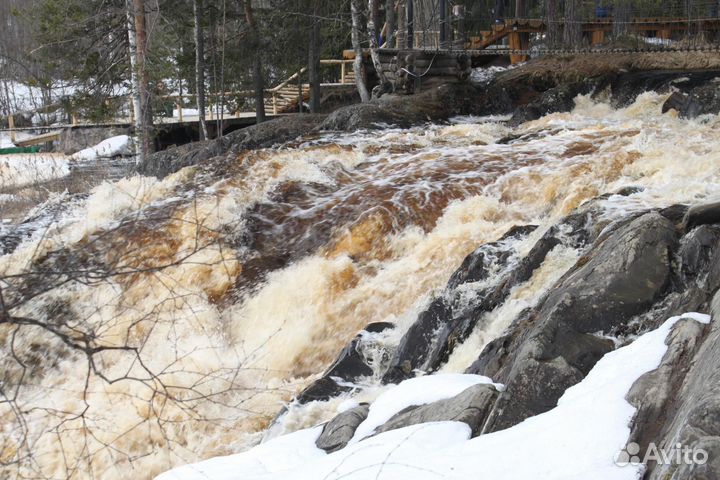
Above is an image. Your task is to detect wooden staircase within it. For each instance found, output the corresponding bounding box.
[265,84,310,115]
[263,63,356,115]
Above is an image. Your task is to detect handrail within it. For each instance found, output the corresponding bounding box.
[1,58,355,128]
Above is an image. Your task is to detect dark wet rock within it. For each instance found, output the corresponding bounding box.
[608,70,720,108]
[319,83,483,131]
[295,322,395,404]
[324,322,395,381]
[137,114,327,178]
[660,204,690,226]
[684,201,720,231]
[615,186,645,196]
[295,377,354,404]
[374,383,499,437]
[678,225,720,280]
[382,298,452,383]
[315,404,369,453]
[662,91,691,114]
[383,214,594,384]
[475,212,678,432]
[508,82,587,126]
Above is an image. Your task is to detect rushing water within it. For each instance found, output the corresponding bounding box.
[1,92,720,479]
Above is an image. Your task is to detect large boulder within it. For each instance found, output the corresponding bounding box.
[475,212,678,432]
[629,292,720,480]
[383,212,595,384]
[315,404,370,453]
[320,83,483,131]
[374,383,499,437]
[137,114,327,178]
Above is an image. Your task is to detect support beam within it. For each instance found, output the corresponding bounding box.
[591,29,604,45]
[508,31,529,63]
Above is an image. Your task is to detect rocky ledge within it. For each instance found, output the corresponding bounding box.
[299,196,720,478]
[137,52,720,179]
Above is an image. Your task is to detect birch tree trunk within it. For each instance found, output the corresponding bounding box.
[244,0,266,123]
[130,0,153,162]
[126,0,142,159]
[351,0,370,102]
[194,0,208,140]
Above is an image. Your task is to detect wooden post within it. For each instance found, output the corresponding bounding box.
[508,30,529,63]
[341,61,346,84]
[273,94,278,115]
[8,114,16,143]
[591,29,605,46]
[177,98,183,122]
[71,114,78,126]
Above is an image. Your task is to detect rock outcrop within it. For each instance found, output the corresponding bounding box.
[373,383,499,437]
[307,197,720,480]
[137,114,327,178]
[315,404,369,453]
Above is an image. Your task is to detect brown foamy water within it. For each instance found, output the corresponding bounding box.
[2,92,720,479]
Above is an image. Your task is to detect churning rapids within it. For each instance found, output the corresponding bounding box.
[1,91,719,479]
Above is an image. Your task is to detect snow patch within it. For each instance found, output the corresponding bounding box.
[0,154,70,189]
[71,135,133,161]
[155,313,710,480]
[350,373,501,443]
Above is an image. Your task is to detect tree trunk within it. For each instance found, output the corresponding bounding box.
[351,0,370,102]
[563,0,582,48]
[371,0,380,46]
[244,0,265,123]
[545,0,559,46]
[130,0,153,161]
[125,0,141,133]
[385,0,396,48]
[396,0,407,49]
[367,0,387,88]
[194,0,208,140]
[613,0,631,38]
[308,6,321,113]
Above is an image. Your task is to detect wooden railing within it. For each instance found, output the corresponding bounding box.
[1,58,355,134]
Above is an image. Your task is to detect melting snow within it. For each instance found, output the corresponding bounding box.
[350,373,501,443]
[156,313,710,480]
[0,154,70,189]
[71,135,133,161]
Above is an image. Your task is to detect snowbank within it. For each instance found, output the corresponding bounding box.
[0,153,70,189]
[156,313,710,480]
[71,135,133,161]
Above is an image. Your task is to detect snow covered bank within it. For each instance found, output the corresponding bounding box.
[156,313,710,480]
[71,135,133,161]
[0,153,70,189]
